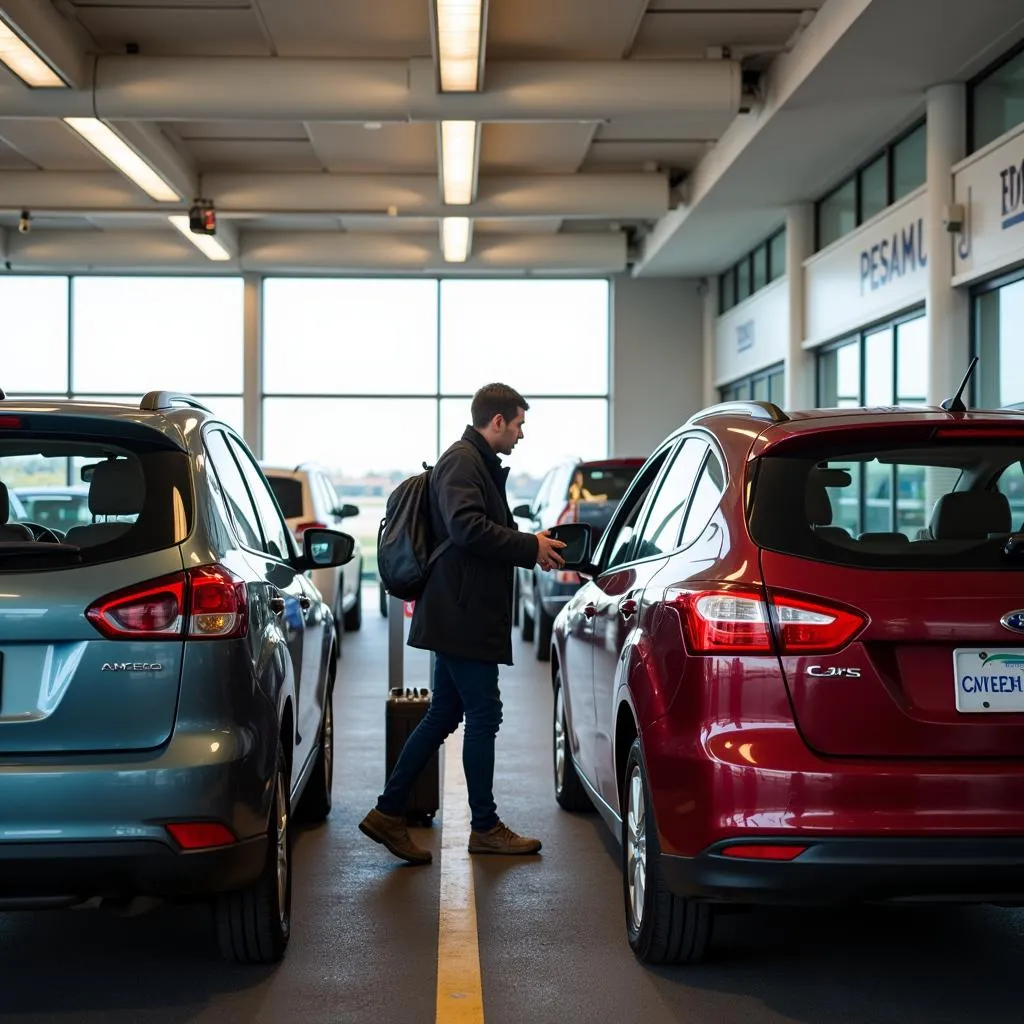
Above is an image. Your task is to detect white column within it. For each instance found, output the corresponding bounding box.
[242,272,263,455]
[925,83,969,405]
[701,278,717,407]
[784,203,815,409]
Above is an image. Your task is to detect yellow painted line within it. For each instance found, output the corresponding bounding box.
[436,725,485,1024]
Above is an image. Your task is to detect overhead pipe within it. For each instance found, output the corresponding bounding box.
[0,56,743,122]
[0,170,669,220]
[3,229,627,274]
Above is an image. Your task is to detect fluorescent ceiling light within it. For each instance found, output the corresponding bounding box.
[434,0,483,92]
[0,18,64,87]
[441,217,472,263]
[64,118,180,202]
[440,120,478,206]
[168,215,232,261]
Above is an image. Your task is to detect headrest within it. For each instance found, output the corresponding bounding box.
[805,481,832,526]
[0,481,10,525]
[930,491,1011,540]
[89,459,145,516]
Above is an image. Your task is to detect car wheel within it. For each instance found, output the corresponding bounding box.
[379,580,388,618]
[534,584,553,662]
[622,738,711,965]
[554,670,592,812]
[344,562,363,632]
[297,684,334,823]
[520,580,535,643]
[214,741,292,964]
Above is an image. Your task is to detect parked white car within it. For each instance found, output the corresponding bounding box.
[262,464,364,634]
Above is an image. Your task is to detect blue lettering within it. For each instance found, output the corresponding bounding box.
[870,244,881,291]
[902,224,916,273]
[917,217,927,268]
[859,250,871,295]
[1003,167,1012,217]
[962,676,975,693]
[889,232,902,279]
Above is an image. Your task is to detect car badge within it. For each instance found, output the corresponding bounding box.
[1000,610,1024,633]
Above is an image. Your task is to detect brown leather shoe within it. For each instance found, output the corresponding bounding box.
[468,821,542,856]
[359,808,432,865]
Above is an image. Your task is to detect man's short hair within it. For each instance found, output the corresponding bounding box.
[471,383,529,428]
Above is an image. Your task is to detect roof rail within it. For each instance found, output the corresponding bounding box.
[691,400,790,424]
[140,391,212,414]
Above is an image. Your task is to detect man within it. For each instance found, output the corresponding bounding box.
[359,383,567,865]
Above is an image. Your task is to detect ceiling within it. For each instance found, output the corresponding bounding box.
[0,0,823,273]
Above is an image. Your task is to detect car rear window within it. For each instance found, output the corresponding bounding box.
[568,464,641,502]
[1,435,192,571]
[748,437,1024,570]
[266,476,304,519]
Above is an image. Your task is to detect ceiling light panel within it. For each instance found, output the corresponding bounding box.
[64,118,180,202]
[441,216,472,262]
[440,120,478,205]
[0,18,65,87]
[168,215,232,261]
[434,0,484,92]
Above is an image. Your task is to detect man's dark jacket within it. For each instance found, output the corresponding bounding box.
[408,427,538,665]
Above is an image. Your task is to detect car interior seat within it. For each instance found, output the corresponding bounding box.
[0,482,34,542]
[64,460,144,548]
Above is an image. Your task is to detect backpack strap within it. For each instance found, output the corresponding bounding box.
[427,537,452,566]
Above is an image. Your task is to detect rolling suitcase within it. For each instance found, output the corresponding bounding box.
[385,686,439,826]
[385,595,440,826]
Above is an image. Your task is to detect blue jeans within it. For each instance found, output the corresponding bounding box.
[377,655,503,833]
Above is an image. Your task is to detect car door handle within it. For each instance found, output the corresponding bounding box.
[620,598,638,619]
[583,603,597,619]
[269,596,286,615]
[298,595,311,610]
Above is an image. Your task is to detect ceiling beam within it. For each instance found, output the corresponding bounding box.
[0,171,669,219]
[0,57,742,121]
[0,0,91,88]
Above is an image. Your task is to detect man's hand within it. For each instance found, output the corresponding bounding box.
[535,530,567,571]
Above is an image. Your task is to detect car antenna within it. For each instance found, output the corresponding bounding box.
[940,356,979,413]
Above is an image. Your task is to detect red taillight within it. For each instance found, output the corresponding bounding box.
[719,844,807,861]
[0,415,23,428]
[295,520,326,537]
[165,822,236,850]
[86,565,248,641]
[674,587,865,655]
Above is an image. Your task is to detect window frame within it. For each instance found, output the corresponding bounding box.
[968,38,1024,154]
[718,228,786,314]
[719,362,785,405]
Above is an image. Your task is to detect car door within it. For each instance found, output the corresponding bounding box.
[590,437,710,806]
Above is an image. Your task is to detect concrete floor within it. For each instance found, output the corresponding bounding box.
[3,590,1024,1023]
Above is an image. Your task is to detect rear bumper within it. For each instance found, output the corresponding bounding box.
[661,837,1024,905]
[0,835,267,907]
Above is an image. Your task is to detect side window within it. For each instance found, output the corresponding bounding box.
[634,439,709,560]
[320,473,339,518]
[205,430,264,550]
[996,462,1024,527]
[229,438,293,560]
[679,449,726,547]
[601,447,673,571]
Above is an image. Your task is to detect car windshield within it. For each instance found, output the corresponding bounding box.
[1,436,193,570]
[748,435,1024,570]
[266,476,304,519]
[568,464,640,502]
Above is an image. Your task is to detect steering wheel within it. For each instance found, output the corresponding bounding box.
[20,522,64,544]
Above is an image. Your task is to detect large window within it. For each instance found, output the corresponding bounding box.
[719,228,786,314]
[720,364,784,407]
[970,44,1024,152]
[973,274,1024,408]
[815,122,926,250]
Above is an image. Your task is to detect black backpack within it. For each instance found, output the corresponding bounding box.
[377,463,452,601]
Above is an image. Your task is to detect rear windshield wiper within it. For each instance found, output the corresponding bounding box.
[0,542,82,562]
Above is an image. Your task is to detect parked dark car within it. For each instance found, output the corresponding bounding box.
[0,392,354,964]
[551,400,1024,965]
[514,457,643,660]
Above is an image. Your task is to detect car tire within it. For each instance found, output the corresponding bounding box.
[622,738,711,965]
[379,580,388,618]
[297,683,334,823]
[534,585,553,662]
[520,580,535,643]
[553,670,592,812]
[214,741,292,964]
[343,562,363,632]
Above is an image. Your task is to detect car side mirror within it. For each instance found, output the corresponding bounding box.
[302,528,355,568]
[513,503,532,519]
[332,504,360,519]
[546,522,592,568]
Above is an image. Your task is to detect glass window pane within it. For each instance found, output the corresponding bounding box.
[819,340,861,407]
[204,429,264,551]
[229,436,292,560]
[859,154,889,222]
[440,396,607,507]
[972,50,1024,151]
[769,369,785,407]
[768,229,786,280]
[635,439,708,558]
[72,278,243,394]
[262,279,438,396]
[864,327,894,406]
[892,124,926,200]
[976,281,1024,408]
[752,245,768,292]
[818,179,857,249]
[736,258,752,303]
[680,452,725,547]
[895,316,928,403]
[752,375,769,402]
[720,270,735,312]
[440,280,609,396]
[997,462,1024,526]
[2,277,69,393]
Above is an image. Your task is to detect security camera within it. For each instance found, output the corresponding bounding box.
[17,210,30,234]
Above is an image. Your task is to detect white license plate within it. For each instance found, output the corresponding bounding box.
[954,649,1024,712]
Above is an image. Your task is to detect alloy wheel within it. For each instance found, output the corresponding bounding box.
[626,766,647,930]
[323,699,334,795]
[554,685,566,793]
[275,770,289,922]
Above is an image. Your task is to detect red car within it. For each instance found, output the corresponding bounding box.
[551,399,1024,965]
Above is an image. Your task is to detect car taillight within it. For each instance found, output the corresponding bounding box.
[165,822,236,850]
[86,565,248,641]
[673,587,864,655]
[719,844,807,861]
[295,520,326,537]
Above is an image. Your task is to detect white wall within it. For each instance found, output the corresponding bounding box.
[714,276,789,387]
[610,274,704,456]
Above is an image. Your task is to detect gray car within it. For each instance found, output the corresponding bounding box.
[0,391,354,964]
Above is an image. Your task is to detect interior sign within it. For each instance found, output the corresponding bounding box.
[1001,159,1024,230]
[737,321,754,353]
[859,218,927,295]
